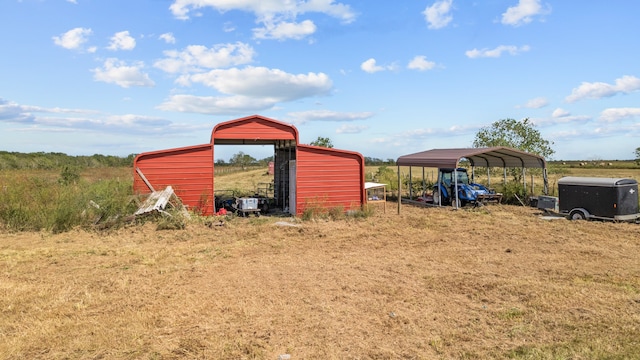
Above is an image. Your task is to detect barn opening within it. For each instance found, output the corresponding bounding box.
[212,140,297,215]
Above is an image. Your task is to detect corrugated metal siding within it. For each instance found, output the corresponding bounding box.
[296,145,365,215]
[212,115,298,143]
[133,144,214,215]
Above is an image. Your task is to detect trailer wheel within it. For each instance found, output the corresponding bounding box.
[569,209,588,221]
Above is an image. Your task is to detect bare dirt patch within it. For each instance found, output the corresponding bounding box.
[2,204,640,359]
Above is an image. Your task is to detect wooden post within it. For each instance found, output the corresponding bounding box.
[136,167,155,192]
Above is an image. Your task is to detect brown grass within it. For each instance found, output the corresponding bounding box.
[2,165,640,359]
[2,204,640,359]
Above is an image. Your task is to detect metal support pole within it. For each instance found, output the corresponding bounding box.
[409,167,413,200]
[397,166,401,214]
[422,167,426,197]
[453,168,459,209]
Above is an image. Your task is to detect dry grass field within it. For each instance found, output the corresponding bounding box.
[1,166,640,359]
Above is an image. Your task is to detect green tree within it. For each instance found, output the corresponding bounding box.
[473,118,555,159]
[635,147,640,165]
[229,151,256,170]
[310,136,334,148]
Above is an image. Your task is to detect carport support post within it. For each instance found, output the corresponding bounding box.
[453,168,459,209]
[422,167,426,197]
[409,167,413,200]
[397,165,401,214]
[522,167,526,194]
[503,167,507,187]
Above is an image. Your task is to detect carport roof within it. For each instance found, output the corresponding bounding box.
[396,147,546,168]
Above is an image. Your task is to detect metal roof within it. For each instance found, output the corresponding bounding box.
[396,147,547,168]
[558,176,637,187]
[364,182,387,190]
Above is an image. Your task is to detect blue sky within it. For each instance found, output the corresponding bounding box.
[1,0,639,162]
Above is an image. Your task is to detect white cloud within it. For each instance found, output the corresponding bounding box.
[361,58,396,73]
[423,0,453,29]
[159,33,176,44]
[531,110,591,127]
[552,108,570,118]
[107,31,136,51]
[253,19,317,40]
[519,97,548,109]
[287,110,374,124]
[159,67,333,114]
[336,124,369,134]
[501,0,550,26]
[169,0,355,43]
[186,66,332,100]
[169,0,356,40]
[157,94,276,115]
[52,27,92,50]
[154,42,255,74]
[465,45,530,58]
[92,58,155,88]
[400,123,481,140]
[223,22,236,32]
[407,56,436,71]
[0,98,36,123]
[103,114,171,128]
[0,98,193,135]
[599,107,640,122]
[170,0,355,22]
[565,75,640,103]
[67,0,78,4]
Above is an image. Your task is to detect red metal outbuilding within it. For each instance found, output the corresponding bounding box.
[133,115,366,216]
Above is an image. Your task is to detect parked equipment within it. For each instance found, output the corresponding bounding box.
[557,176,639,221]
[214,190,261,217]
[234,197,261,217]
[433,168,502,206]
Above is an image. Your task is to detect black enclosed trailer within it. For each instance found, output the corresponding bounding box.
[558,176,640,221]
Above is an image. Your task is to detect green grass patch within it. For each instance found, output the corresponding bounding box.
[0,168,136,232]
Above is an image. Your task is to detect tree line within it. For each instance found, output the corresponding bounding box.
[0,151,136,170]
[3,121,637,170]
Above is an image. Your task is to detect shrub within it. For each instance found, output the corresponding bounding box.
[497,181,527,205]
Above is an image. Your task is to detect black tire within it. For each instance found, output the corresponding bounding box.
[433,189,447,205]
[569,209,587,221]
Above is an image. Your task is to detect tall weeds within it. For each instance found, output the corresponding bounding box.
[0,168,135,233]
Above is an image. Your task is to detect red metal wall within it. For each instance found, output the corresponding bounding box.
[132,115,366,217]
[133,144,214,215]
[295,145,365,215]
[211,114,298,143]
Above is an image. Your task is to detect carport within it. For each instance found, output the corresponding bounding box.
[396,147,548,213]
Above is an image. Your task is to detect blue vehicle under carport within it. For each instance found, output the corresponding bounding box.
[396,147,546,213]
[433,168,502,206]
